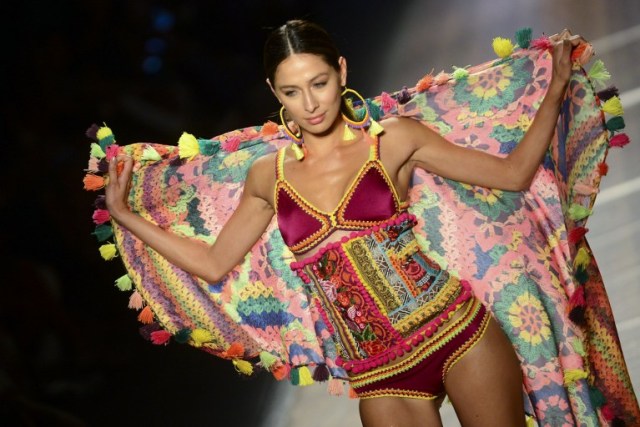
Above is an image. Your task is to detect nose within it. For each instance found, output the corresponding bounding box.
[303,91,319,113]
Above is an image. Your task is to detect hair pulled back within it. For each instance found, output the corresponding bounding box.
[263,20,341,84]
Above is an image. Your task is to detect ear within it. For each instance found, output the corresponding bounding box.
[338,56,348,87]
[266,78,279,101]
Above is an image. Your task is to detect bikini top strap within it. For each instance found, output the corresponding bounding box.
[275,147,286,181]
[368,133,381,162]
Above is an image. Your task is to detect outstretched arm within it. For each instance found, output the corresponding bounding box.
[386,31,584,192]
[105,154,275,283]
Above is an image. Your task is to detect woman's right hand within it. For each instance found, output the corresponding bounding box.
[105,154,134,222]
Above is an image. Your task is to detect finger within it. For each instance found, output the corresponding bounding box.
[108,156,119,187]
[118,156,134,184]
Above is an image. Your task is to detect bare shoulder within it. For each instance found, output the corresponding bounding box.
[377,117,426,166]
[245,151,277,203]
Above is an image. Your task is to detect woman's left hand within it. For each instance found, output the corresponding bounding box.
[548,29,588,96]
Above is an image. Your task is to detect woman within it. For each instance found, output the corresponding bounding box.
[105,20,583,426]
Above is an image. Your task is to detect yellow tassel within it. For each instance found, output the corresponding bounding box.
[99,243,117,260]
[574,247,590,270]
[525,414,537,427]
[343,124,357,141]
[290,143,305,161]
[297,366,314,386]
[233,359,254,375]
[178,132,200,160]
[90,143,106,159]
[368,119,384,137]
[141,146,162,161]
[563,368,588,386]
[493,37,514,58]
[602,96,624,116]
[190,328,214,347]
[96,126,113,141]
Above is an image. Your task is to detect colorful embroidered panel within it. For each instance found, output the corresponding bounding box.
[84,37,639,426]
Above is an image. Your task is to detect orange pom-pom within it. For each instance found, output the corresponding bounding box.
[223,342,245,358]
[416,74,434,92]
[272,363,290,381]
[137,305,154,324]
[348,385,359,399]
[260,121,279,136]
[83,174,105,191]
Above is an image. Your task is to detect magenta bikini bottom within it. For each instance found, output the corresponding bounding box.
[349,298,490,400]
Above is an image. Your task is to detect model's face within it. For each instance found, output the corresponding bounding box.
[271,53,346,136]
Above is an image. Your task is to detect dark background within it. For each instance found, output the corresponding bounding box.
[0,1,408,426]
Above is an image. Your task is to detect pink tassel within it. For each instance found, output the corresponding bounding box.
[601,404,615,421]
[150,330,172,345]
[609,133,630,148]
[568,227,588,244]
[221,136,242,152]
[128,291,144,310]
[433,71,450,86]
[380,92,397,114]
[327,378,344,396]
[569,286,585,309]
[531,36,552,51]
[105,144,121,161]
[574,183,598,195]
[92,209,111,225]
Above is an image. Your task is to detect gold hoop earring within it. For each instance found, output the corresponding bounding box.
[279,106,305,160]
[279,106,303,144]
[341,88,383,140]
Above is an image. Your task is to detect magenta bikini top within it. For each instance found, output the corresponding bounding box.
[275,137,405,255]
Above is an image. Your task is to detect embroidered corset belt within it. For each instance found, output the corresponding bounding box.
[290,213,473,374]
[275,138,404,255]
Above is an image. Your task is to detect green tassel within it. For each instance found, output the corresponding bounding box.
[571,338,586,356]
[290,366,300,385]
[90,143,106,159]
[174,328,192,344]
[606,116,625,132]
[115,274,133,291]
[589,387,606,408]
[198,139,217,156]
[568,204,592,221]
[259,351,279,370]
[98,135,115,152]
[575,266,589,284]
[141,146,161,161]
[587,59,611,87]
[92,224,113,242]
[452,66,469,81]
[366,99,382,121]
[515,27,533,49]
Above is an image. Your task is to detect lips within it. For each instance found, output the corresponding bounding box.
[306,114,325,125]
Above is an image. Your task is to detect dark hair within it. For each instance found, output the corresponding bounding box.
[263,20,341,84]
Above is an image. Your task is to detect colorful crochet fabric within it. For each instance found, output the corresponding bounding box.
[83,31,639,426]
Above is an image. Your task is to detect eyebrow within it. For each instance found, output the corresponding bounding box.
[277,72,330,90]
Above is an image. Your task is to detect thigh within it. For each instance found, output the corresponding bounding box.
[444,316,526,427]
[359,396,444,427]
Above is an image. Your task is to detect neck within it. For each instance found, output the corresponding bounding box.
[301,116,359,157]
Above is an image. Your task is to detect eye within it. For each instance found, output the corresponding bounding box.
[313,81,327,88]
[284,90,297,97]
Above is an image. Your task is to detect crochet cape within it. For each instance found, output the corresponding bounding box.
[84,33,639,426]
